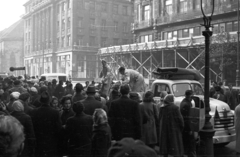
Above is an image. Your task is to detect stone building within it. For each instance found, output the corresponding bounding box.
[99,0,240,84]
[22,0,133,80]
[0,20,24,76]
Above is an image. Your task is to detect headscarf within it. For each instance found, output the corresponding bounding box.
[163,94,174,106]
[10,92,20,100]
[12,101,24,112]
[93,108,108,126]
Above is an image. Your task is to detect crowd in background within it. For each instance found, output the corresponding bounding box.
[1,75,240,157]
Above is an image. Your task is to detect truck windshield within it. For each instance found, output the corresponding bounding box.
[172,83,204,97]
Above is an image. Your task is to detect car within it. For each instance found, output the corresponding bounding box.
[151,67,235,146]
[0,72,8,79]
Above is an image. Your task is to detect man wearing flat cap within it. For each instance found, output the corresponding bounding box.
[99,59,113,96]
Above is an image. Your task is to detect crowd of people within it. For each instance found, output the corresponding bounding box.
[1,74,240,157]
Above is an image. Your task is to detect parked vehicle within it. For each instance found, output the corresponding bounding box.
[40,73,69,83]
[151,67,235,146]
[0,72,8,79]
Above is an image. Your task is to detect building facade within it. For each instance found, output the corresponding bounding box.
[0,20,24,76]
[99,0,240,84]
[22,0,133,80]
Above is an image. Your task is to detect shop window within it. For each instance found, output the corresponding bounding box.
[168,32,172,39]
[163,32,168,40]
[233,21,238,31]
[194,27,200,36]
[149,35,153,42]
[178,30,183,38]
[189,28,194,37]
[173,31,178,39]
[213,24,219,34]
[226,22,233,32]
[219,23,225,33]
[183,29,189,38]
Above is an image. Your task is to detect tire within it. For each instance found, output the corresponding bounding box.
[214,142,230,147]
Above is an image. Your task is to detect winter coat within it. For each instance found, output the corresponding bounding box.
[180,98,197,155]
[235,105,240,153]
[225,89,239,110]
[91,123,112,157]
[30,104,62,157]
[9,85,28,94]
[72,92,85,103]
[159,102,184,156]
[139,102,158,145]
[108,95,141,141]
[81,96,103,116]
[60,108,75,125]
[11,111,36,157]
[65,113,93,157]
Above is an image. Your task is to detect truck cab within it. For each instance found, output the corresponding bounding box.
[151,68,235,145]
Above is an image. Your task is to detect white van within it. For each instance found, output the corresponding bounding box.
[40,73,69,83]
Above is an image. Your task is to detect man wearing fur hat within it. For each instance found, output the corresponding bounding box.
[99,60,113,96]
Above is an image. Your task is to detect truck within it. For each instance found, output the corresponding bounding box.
[151,67,235,146]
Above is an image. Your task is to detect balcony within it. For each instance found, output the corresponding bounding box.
[132,19,153,30]
[73,45,99,52]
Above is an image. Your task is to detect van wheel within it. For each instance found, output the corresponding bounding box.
[214,142,230,147]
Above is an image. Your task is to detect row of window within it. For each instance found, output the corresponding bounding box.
[77,36,129,47]
[57,0,71,14]
[137,0,225,21]
[78,18,129,33]
[57,35,71,48]
[78,0,131,16]
[162,20,240,40]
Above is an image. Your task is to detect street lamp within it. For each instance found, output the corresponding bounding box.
[236,0,240,86]
[199,0,215,157]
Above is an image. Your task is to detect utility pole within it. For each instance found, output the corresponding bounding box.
[237,0,240,86]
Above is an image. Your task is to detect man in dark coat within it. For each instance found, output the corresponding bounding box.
[19,92,34,115]
[11,100,36,157]
[180,90,197,157]
[81,85,103,115]
[225,83,239,110]
[65,101,93,157]
[108,84,141,141]
[53,80,65,100]
[31,91,62,157]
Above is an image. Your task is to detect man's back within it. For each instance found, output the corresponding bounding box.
[81,96,103,115]
[108,96,141,141]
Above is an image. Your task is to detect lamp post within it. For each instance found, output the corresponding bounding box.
[236,0,240,86]
[198,0,215,157]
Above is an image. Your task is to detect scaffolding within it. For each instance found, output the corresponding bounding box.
[98,32,238,82]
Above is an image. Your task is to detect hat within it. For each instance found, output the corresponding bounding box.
[19,93,30,102]
[215,86,221,92]
[86,85,96,94]
[10,92,20,100]
[163,94,174,104]
[107,138,158,157]
[12,101,24,112]
[129,92,141,102]
[72,101,84,114]
[30,87,38,94]
[13,80,21,86]
[39,86,47,94]
[40,91,50,104]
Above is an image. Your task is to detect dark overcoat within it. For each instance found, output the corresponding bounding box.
[30,104,62,157]
[11,111,35,157]
[108,95,141,141]
[159,102,184,156]
[91,123,112,157]
[81,96,103,115]
[65,113,93,157]
[225,89,239,110]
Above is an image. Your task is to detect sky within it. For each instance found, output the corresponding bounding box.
[0,0,28,31]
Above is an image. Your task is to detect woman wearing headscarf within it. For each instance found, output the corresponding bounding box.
[91,108,112,157]
[158,94,184,157]
[11,100,36,157]
[139,91,158,148]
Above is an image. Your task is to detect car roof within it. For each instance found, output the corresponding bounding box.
[152,79,200,85]
[41,73,67,76]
